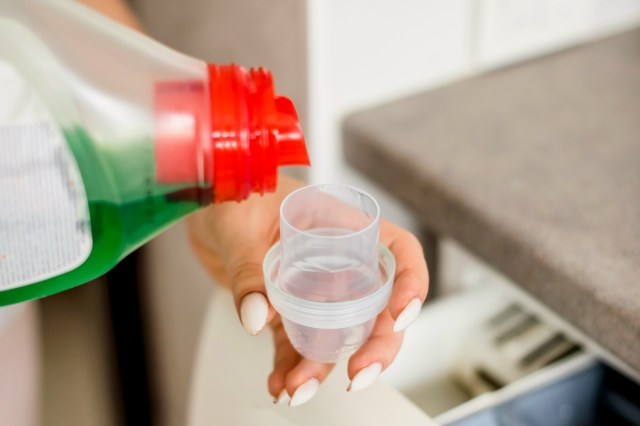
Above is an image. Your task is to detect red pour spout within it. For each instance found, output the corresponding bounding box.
[154,64,309,203]
[208,64,309,202]
[273,96,310,167]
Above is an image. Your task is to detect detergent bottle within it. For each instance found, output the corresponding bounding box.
[0,0,309,305]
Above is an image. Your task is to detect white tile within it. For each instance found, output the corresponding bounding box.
[475,0,596,70]
[592,0,640,35]
[325,0,473,114]
[475,0,640,70]
[307,0,473,186]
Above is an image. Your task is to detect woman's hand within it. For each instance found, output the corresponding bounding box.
[187,175,429,406]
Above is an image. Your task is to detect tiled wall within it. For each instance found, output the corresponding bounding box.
[476,0,640,69]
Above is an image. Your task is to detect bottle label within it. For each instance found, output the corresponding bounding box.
[0,63,92,291]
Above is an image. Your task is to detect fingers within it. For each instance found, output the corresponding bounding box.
[380,221,429,332]
[347,309,403,392]
[284,359,334,407]
[227,247,277,335]
[268,221,428,402]
[341,224,426,392]
[268,318,301,403]
[239,292,271,335]
[269,309,406,404]
[189,217,276,335]
[268,317,335,407]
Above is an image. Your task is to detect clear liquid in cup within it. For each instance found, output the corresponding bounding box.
[279,228,380,302]
[277,228,381,361]
[281,316,375,362]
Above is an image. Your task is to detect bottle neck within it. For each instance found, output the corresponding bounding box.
[207,64,309,202]
[154,64,308,204]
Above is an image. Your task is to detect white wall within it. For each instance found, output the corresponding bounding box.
[307,0,474,231]
[475,0,640,69]
[305,0,640,231]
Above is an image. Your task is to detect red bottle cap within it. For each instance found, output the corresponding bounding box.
[154,64,309,202]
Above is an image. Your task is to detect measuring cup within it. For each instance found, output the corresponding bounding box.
[264,184,395,362]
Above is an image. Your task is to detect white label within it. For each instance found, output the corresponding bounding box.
[0,122,92,290]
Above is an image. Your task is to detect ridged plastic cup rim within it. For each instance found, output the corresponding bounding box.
[263,241,395,329]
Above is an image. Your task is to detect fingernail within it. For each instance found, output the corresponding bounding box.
[273,388,289,405]
[347,362,382,392]
[393,298,422,332]
[240,292,269,336]
[289,378,319,407]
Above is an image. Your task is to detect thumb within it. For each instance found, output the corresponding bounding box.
[228,248,277,336]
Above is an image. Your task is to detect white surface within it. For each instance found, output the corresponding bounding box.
[188,290,435,426]
[381,283,512,393]
[475,0,594,68]
[475,0,640,69]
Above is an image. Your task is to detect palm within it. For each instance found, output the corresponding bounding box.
[188,175,428,405]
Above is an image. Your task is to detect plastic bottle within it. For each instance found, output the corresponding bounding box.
[0,0,309,305]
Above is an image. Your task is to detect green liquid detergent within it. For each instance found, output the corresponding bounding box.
[0,0,308,305]
[1,128,203,305]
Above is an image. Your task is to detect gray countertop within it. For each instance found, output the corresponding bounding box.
[344,29,640,372]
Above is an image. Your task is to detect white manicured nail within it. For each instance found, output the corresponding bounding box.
[289,378,319,407]
[273,388,289,405]
[347,362,382,392]
[393,298,422,332]
[240,292,269,335]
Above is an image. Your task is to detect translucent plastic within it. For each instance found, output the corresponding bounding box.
[281,184,381,303]
[0,0,308,305]
[265,242,394,362]
[265,184,394,362]
[0,0,209,304]
[0,0,210,195]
